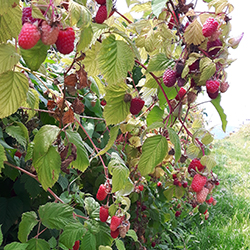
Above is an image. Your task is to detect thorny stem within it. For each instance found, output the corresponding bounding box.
[115,9,132,24]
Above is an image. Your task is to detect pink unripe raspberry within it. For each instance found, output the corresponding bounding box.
[163,69,177,87]
[202,17,219,37]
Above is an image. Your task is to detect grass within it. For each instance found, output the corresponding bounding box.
[186,123,250,249]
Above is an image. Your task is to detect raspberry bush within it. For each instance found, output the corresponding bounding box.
[0,0,243,249]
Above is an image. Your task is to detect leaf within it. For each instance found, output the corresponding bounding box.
[0,225,3,246]
[184,18,205,45]
[96,126,119,157]
[201,155,217,171]
[211,94,227,132]
[126,229,138,242]
[0,5,22,43]
[0,71,29,119]
[98,35,134,85]
[18,211,38,243]
[80,231,96,250]
[0,0,18,15]
[84,197,100,216]
[0,144,7,173]
[115,239,126,250]
[151,0,166,17]
[20,40,49,71]
[175,186,184,199]
[138,135,168,176]
[199,57,216,84]
[163,186,174,201]
[59,222,86,249]
[103,82,130,125]
[4,242,28,250]
[99,246,112,250]
[147,53,174,73]
[108,152,130,193]
[115,178,134,197]
[167,127,181,162]
[0,43,20,74]
[146,106,164,126]
[95,222,113,248]
[66,130,89,172]
[186,143,200,159]
[39,202,74,230]
[26,238,50,250]
[77,25,93,52]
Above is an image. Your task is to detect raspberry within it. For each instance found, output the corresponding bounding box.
[119,225,127,238]
[182,181,188,188]
[71,240,80,250]
[175,210,181,217]
[175,87,186,101]
[202,17,219,37]
[151,242,156,247]
[173,179,179,186]
[110,216,122,231]
[41,21,60,45]
[207,90,219,99]
[215,181,220,186]
[99,206,109,222]
[189,59,200,72]
[168,15,175,29]
[100,100,107,106]
[191,174,207,192]
[130,97,145,115]
[18,23,41,50]
[138,184,144,191]
[14,151,22,158]
[196,187,209,203]
[95,5,108,24]
[96,184,108,201]
[110,228,120,239]
[207,38,222,57]
[96,0,106,4]
[163,69,176,87]
[188,158,205,174]
[157,181,162,187]
[206,80,220,94]
[220,81,229,93]
[22,7,40,25]
[55,27,75,55]
[172,174,177,179]
[206,196,214,204]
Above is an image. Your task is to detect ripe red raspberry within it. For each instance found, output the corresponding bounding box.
[207,90,219,99]
[41,21,60,45]
[110,228,120,239]
[71,240,80,250]
[188,158,205,174]
[175,210,181,217]
[172,174,177,179]
[95,5,108,24]
[175,87,186,101]
[22,7,40,25]
[215,181,220,186]
[151,241,156,247]
[206,80,220,94]
[182,181,188,188]
[157,181,162,187]
[206,196,214,204]
[191,174,207,192]
[202,17,219,37]
[110,216,122,231]
[55,27,75,55]
[14,151,22,159]
[99,206,109,222]
[196,187,209,203]
[163,69,176,87]
[100,100,107,106]
[130,97,145,115]
[96,184,108,201]
[207,38,222,57]
[96,0,106,4]
[168,15,175,29]
[173,179,180,186]
[138,184,144,191]
[18,23,41,49]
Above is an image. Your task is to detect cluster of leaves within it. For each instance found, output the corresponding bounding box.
[0,0,242,249]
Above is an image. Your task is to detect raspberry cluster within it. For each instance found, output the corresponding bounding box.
[95,0,115,24]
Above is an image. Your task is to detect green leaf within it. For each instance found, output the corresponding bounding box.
[200,155,217,171]
[115,239,126,250]
[84,197,100,216]
[96,126,119,157]
[20,40,49,71]
[18,211,38,243]
[211,94,227,132]
[26,238,50,250]
[108,152,130,193]
[186,143,200,159]
[4,242,28,250]
[158,84,178,107]
[175,186,184,199]
[184,18,205,45]
[59,222,86,249]
[0,0,18,15]
[77,25,93,52]
[39,202,74,230]
[95,222,113,248]
[0,225,3,246]
[80,231,96,250]
[126,229,138,242]
[0,43,20,74]
[0,71,29,119]
[0,144,7,173]
[147,53,173,73]
[0,5,22,43]
[103,82,130,125]
[99,246,112,250]
[151,0,166,17]
[167,127,181,162]
[66,130,89,172]
[146,106,164,126]
[138,135,168,176]
[115,178,134,197]
[163,186,174,201]
[98,35,134,85]
[199,60,216,84]
[31,5,46,20]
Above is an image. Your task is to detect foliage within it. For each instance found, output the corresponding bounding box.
[0,0,242,249]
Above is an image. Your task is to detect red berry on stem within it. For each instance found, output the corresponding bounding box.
[157,181,162,187]
[96,0,106,4]
[172,174,177,179]
[110,216,122,231]
[163,69,176,87]
[188,158,205,174]
[138,184,144,191]
[14,151,22,159]
[100,100,107,106]
[175,210,181,217]
[22,7,40,25]
[18,23,41,50]
[196,187,209,203]
[55,27,75,55]
[96,184,108,201]
[191,174,207,192]
[206,196,214,204]
[110,228,120,239]
[206,80,220,95]
[41,21,60,45]
[173,179,179,186]
[72,240,80,250]
[151,242,156,247]
[175,87,187,101]
[202,17,219,37]
[182,181,188,188]
[130,97,145,115]
[99,206,109,222]
[95,5,108,24]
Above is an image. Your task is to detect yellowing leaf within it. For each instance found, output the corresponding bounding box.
[184,18,205,45]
